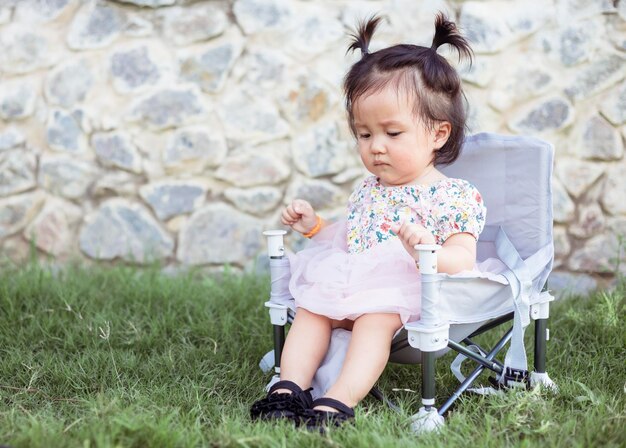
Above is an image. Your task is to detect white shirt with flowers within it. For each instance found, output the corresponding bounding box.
[347,176,486,254]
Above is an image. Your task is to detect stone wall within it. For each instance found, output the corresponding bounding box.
[0,0,625,292]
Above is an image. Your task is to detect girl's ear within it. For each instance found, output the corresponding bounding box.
[433,121,451,149]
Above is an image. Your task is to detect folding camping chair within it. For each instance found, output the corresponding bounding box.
[258,132,557,433]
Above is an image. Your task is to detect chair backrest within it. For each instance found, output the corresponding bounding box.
[439,133,554,263]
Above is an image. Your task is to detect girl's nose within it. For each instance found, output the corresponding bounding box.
[370,135,386,154]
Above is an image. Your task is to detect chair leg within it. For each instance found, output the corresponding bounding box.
[410,351,445,434]
[273,324,285,373]
[534,318,547,374]
[421,352,436,410]
[530,317,558,391]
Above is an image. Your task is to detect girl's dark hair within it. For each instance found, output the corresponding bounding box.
[344,12,473,166]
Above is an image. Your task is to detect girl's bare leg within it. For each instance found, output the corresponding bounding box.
[321,313,402,409]
[275,308,352,393]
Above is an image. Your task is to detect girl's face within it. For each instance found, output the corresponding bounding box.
[353,86,450,187]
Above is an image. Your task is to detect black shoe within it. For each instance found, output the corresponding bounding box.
[250,380,313,424]
[300,397,355,432]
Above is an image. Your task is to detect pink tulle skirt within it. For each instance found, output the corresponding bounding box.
[288,220,421,324]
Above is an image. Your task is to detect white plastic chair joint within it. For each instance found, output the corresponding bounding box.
[405,321,450,352]
[264,301,288,326]
[530,291,553,320]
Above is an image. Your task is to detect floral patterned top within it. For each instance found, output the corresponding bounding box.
[347,176,486,254]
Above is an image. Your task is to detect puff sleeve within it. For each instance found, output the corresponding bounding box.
[434,180,486,244]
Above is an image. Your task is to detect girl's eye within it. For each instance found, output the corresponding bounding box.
[358,133,371,139]
[387,132,402,137]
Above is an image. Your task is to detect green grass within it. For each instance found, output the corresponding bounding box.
[0,262,624,447]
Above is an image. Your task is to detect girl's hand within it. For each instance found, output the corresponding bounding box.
[391,221,436,261]
[281,199,318,235]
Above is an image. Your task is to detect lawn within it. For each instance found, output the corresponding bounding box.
[0,262,624,447]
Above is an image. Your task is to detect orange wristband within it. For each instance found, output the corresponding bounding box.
[303,215,322,238]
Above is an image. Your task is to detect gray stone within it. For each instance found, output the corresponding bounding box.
[558,21,599,67]
[80,199,174,263]
[67,2,125,50]
[292,122,349,177]
[0,79,37,120]
[568,233,621,274]
[177,202,261,265]
[607,216,626,238]
[38,155,96,199]
[459,56,494,88]
[45,59,93,108]
[601,163,626,215]
[163,125,227,174]
[179,42,242,93]
[24,197,82,257]
[234,47,289,90]
[14,0,72,22]
[606,217,626,277]
[283,6,344,59]
[0,127,25,151]
[554,157,604,199]
[110,0,175,7]
[552,178,575,223]
[0,149,36,197]
[128,86,206,130]
[386,0,449,44]
[548,271,597,299]
[0,7,11,25]
[279,74,337,125]
[488,64,552,112]
[600,81,626,126]
[556,0,615,23]
[0,25,56,74]
[460,1,550,54]
[162,4,227,46]
[215,147,291,187]
[619,0,626,20]
[0,191,45,238]
[217,91,289,144]
[1,235,33,264]
[224,186,283,216]
[93,171,137,198]
[233,0,292,35]
[553,226,570,259]
[333,168,367,185]
[46,109,88,154]
[286,178,344,210]
[576,115,624,161]
[509,97,574,134]
[569,202,606,239]
[139,180,207,220]
[564,53,626,102]
[123,14,154,37]
[110,45,160,94]
[91,131,142,173]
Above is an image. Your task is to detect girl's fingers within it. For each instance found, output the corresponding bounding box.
[285,205,302,221]
[293,199,314,218]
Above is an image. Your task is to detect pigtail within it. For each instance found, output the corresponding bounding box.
[347,15,383,58]
[420,12,472,96]
[430,12,473,65]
